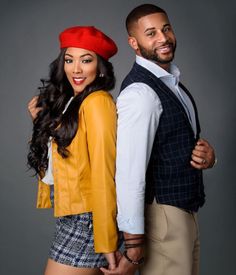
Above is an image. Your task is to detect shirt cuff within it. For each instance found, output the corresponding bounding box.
[117,215,144,234]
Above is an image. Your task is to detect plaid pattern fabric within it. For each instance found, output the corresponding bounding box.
[49,187,107,268]
[121,63,205,212]
[49,213,108,268]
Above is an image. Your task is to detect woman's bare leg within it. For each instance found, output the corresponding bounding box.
[44,258,103,275]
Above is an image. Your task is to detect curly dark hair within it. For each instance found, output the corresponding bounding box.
[27,48,115,175]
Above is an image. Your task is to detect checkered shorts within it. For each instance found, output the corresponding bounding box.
[49,213,108,268]
[48,187,107,268]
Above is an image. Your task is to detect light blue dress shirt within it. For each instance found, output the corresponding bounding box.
[116,56,196,234]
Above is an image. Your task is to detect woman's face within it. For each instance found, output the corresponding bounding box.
[64,47,98,95]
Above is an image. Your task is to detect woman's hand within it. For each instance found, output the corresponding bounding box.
[27,96,42,121]
[101,248,142,275]
[103,251,122,271]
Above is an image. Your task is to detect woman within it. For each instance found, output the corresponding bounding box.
[27,26,119,275]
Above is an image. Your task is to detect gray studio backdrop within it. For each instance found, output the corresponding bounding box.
[0,0,235,274]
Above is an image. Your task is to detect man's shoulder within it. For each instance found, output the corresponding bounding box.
[117,82,161,114]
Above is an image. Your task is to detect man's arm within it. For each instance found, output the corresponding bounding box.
[101,83,162,274]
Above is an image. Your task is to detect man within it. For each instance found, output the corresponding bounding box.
[101,4,216,275]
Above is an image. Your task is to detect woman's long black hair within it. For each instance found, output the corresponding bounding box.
[27,48,115,176]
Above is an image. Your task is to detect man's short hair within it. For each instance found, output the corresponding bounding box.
[126,4,167,35]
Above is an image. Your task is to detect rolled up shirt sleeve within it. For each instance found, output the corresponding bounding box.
[116,83,163,234]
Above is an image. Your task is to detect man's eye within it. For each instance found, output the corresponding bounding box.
[147,31,155,37]
[163,26,171,33]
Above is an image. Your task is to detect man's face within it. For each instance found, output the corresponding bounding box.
[129,12,176,69]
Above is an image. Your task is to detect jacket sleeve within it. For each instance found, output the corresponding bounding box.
[83,91,118,253]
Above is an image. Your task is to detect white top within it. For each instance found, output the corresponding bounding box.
[41,96,74,185]
[116,55,196,234]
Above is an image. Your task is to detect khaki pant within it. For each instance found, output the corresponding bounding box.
[140,203,200,275]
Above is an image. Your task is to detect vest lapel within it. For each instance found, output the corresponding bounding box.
[179,82,201,139]
[134,63,195,135]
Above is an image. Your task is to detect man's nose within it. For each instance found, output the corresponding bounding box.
[156,30,168,43]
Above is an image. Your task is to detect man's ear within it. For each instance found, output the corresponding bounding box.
[128,36,138,51]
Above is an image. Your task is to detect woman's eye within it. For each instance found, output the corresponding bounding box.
[82,59,92,64]
[65,59,72,64]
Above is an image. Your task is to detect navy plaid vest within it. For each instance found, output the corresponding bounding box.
[121,63,205,211]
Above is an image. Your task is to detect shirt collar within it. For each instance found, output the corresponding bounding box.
[136,55,180,83]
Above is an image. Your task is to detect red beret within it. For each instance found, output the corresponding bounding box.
[59,26,118,60]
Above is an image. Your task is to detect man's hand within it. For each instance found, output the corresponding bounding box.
[191,138,216,169]
[101,232,144,275]
[101,253,139,275]
[27,96,42,121]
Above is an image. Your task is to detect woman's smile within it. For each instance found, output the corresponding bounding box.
[64,47,98,95]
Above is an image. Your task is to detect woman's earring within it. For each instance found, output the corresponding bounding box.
[99,73,104,77]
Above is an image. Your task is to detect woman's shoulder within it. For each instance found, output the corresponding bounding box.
[80,90,117,126]
[82,90,115,108]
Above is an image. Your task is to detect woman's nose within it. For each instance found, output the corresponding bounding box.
[73,61,82,74]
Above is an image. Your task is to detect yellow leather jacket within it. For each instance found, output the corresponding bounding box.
[36,90,118,253]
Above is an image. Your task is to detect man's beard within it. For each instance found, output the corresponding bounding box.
[138,42,176,64]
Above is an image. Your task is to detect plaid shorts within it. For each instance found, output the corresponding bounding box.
[49,187,107,268]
